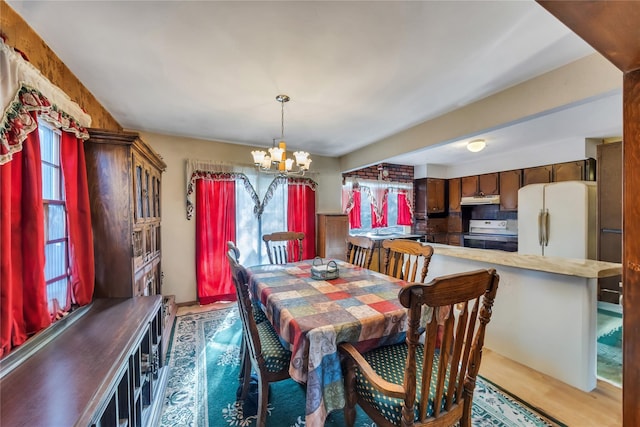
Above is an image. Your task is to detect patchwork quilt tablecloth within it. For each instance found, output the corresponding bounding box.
[247,260,409,427]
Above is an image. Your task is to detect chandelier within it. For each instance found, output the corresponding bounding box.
[251,94,311,176]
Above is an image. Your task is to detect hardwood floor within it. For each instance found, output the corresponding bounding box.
[479,348,622,426]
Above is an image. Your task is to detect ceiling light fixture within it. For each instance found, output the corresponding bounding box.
[251,94,311,176]
[467,138,486,152]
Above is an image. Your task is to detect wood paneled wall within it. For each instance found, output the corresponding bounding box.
[0,1,121,131]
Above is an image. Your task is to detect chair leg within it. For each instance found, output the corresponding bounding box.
[239,350,251,400]
[256,376,269,427]
[460,396,472,427]
[237,338,247,398]
[344,358,357,427]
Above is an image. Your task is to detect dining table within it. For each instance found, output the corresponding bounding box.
[246,259,411,427]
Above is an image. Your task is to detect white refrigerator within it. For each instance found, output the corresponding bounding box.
[518,181,597,259]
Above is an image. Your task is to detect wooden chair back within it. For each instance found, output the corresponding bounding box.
[399,269,499,426]
[262,231,305,264]
[227,251,262,358]
[340,268,499,427]
[381,239,434,283]
[227,240,240,263]
[346,235,375,269]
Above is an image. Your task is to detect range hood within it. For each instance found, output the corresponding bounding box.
[460,195,501,205]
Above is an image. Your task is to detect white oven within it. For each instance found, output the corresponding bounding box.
[462,220,518,252]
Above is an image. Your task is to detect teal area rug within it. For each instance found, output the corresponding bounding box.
[596,308,622,386]
[160,307,564,427]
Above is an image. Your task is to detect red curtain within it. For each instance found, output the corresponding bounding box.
[287,180,316,260]
[397,192,412,226]
[348,190,362,229]
[60,131,95,306]
[0,116,50,356]
[196,179,236,304]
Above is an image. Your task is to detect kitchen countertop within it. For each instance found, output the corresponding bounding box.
[428,243,622,279]
[350,232,423,242]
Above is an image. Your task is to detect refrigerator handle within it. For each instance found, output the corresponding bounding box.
[538,209,544,246]
[543,209,550,247]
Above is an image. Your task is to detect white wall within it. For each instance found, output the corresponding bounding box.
[136,131,342,304]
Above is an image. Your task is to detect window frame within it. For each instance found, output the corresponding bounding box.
[39,120,71,315]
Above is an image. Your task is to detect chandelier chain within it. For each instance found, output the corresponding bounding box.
[281,98,285,140]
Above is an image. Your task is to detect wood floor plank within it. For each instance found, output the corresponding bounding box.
[479,349,622,427]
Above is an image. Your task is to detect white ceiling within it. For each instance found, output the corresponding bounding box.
[7,0,621,167]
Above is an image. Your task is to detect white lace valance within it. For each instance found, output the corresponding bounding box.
[185,159,317,220]
[1,39,92,165]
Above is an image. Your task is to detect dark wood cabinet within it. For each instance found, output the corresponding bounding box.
[0,297,168,427]
[447,214,462,233]
[499,169,522,211]
[427,178,446,213]
[461,176,478,197]
[414,178,446,216]
[316,214,348,260]
[414,178,427,218]
[461,173,498,197]
[552,158,596,182]
[523,165,552,185]
[479,173,499,195]
[597,142,622,303]
[447,233,462,246]
[85,129,166,299]
[448,178,461,212]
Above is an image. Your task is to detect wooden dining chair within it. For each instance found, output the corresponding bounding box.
[346,235,375,269]
[381,239,434,283]
[340,268,500,427]
[227,241,268,317]
[227,251,292,427]
[262,231,305,264]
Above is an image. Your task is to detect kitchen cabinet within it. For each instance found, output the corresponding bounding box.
[597,142,622,303]
[448,178,461,212]
[447,213,462,247]
[447,234,462,246]
[85,129,166,299]
[424,217,448,243]
[479,173,499,195]
[499,169,522,211]
[553,159,596,182]
[523,165,552,185]
[316,213,348,260]
[414,178,446,216]
[461,176,478,197]
[461,173,498,197]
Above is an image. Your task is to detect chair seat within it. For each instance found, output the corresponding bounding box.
[252,301,268,324]
[256,321,292,373]
[354,343,452,425]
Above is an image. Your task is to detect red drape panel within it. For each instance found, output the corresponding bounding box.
[196,179,236,305]
[397,192,412,225]
[287,181,316,260]
[0,117,50,356]
[60,131,95,306]
[348,190,362,229]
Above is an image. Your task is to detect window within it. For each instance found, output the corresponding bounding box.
[40,121,70,316]
[235,172,287,266]
[343,179,412,235]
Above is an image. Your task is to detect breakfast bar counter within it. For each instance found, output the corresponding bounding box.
[429,244,622,278]
[423,244,622,392]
